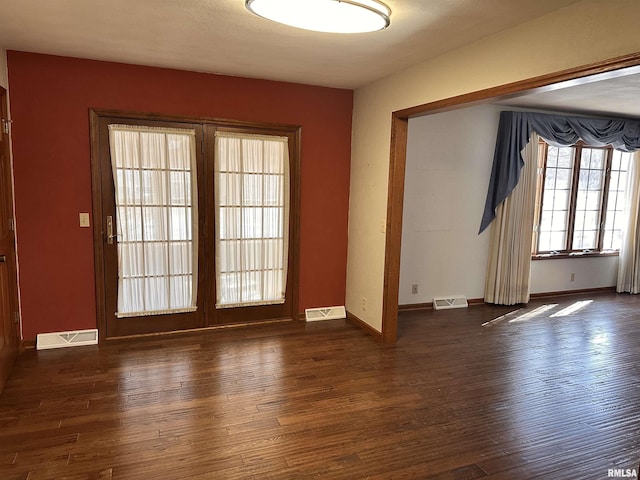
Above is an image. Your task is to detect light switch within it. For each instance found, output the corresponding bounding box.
[79,213,90,228]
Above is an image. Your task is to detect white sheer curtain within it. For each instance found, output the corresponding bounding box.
[485,133,540,305]
[214,132,289,308]
[617,151,640,293]
[108,125,198,317]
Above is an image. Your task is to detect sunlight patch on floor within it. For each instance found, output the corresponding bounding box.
[482,309,522,327]
[508,304,558,323]
[483,299,596,326]
[549,300,593,317]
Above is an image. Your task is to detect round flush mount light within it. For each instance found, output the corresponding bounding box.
[245,0,391,34]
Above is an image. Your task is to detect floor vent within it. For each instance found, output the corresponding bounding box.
[433,296,468,310]
[305,306,346,322]
[36,329,98,350]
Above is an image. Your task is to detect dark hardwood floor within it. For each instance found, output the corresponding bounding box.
[1,291,639,479]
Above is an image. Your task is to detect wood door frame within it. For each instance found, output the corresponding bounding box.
[0,86,20,393]
[90,109,301,341]
[381,52,640,343]
[203,123,300,326]
[92,114,207,338]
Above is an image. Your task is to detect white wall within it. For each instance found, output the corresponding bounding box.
[399,104,619,306]
[0,49,8,88]
[530,257,618,294]
[347,0,640,332]
[399,105,499,305]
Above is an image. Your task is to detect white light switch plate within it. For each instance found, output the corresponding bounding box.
[79,213,90,227]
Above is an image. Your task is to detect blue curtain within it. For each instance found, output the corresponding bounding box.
[479,111,640,234]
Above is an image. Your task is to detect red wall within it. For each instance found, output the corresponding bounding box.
[8,51,353,340]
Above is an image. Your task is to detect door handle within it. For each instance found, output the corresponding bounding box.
[106,216,118,244]
[0,255,6,263]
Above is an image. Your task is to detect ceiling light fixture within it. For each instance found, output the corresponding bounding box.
[245,0,391,34]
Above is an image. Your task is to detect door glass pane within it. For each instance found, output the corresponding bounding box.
[109,125,198,317]
[215,132,289,308]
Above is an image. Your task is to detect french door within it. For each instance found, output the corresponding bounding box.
[91,111,299,339]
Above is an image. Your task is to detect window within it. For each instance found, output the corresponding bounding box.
[214,132,289,308]
[533,141,632,257]
[109,125,198,317]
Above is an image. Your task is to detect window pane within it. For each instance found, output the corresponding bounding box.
[574,211,584,231]
[581,147,605,170]
[540,211,552,231]
[243,174,263,206]
[583,210,599,230]
[144,242,168,276]
[143,207,167,241]
[551,210,568,231]
[552,190,569,210]
[141,170,167,205]
[557,147,573,168]
[215,133,289,308]
[116,169,141,205]
[573,231,584,250]
[581,230,597,250]
[110,126,198,316]
[575,190,586,210]
[117,206,142,242]
[602,150,632,250]
[538,233,551,252]
[264,175,284,206]
[549,232,566,251]
[544,169,557,189]
[119,243,144,277]
[242,208,263,238]
[555,168,572,189]
[170,207,191,241]
[170,171,191,206]
[585,191,601,210]
[547,146,558,167]
[537,151,573,253]
[169,242,193,275]
[218,173,242,206]
[609,171,621,191]
[243,139,264,173]
[167,134,192,170]
[219,207,241,240]
[572,149,605,251]
[542,191,555,211]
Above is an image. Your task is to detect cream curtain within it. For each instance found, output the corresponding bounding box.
[485,133,540,305]
[617,151,640,294]
[214,132,289,308]
[109,125,198,317]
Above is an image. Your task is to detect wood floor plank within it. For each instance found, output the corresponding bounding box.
[0,291,639,478]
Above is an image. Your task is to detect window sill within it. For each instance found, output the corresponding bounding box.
[532,251,619,261]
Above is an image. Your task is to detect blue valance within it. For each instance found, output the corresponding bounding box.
[479,111,640,233]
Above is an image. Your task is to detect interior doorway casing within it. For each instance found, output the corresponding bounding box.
[381,52,640,343]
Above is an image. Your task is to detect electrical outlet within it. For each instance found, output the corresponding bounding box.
[411,284,418,295]
[570,272,575,282]
[79,213,90,228]
[361,297,367,311]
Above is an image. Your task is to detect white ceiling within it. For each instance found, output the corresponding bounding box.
[0,0,584,89]
[495,66,640,118]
